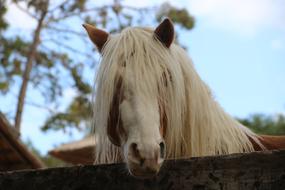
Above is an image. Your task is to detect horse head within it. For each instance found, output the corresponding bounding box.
[84,19,175,178]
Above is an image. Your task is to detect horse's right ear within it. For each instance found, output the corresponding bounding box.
[83,24,109,52]
[154,18,174,48]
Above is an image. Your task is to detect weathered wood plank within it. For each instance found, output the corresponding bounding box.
[0,149,285,190]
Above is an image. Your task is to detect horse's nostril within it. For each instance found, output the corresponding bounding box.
[130,142,137,150]
[159,141,166,159]
[139,158,145,166]
[130,142,140,159]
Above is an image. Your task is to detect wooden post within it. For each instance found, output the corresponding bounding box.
[0,149,285,190]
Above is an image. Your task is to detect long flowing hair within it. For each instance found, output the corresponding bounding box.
[92,27,263,164]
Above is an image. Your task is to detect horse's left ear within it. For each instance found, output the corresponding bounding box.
[83,23,109,52]
[154,18,174,48]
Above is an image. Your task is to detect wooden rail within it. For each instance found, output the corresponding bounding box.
[1,149,285,190]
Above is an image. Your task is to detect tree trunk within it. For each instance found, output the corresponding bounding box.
[14,9,47,132]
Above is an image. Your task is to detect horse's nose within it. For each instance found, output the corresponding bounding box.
[129,141,166,162]
[127,141,165,177]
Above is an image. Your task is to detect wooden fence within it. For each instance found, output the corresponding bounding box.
[0,149,285,190]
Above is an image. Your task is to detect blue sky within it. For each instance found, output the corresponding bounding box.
[2,0,285,155]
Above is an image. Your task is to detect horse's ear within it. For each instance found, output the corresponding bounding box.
[154,18,174,48]
[83,23,109,52]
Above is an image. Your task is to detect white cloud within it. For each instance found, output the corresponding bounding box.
[187,0,285,35]
[5,1,37,31]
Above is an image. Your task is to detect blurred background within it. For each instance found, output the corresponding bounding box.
[0,0,284,169]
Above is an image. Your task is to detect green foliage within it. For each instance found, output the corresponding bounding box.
[0,0,196,134]
[0,37,29,94]
[42,96,91,132]
[0,82,9,90]
[156,2,195,30]
[0,2,8,31]
[70,66,92,94]
[67,0,86,12]
[239,114,285,135]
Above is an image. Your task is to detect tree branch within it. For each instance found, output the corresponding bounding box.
[123,5,154,12]
[47,0,69,13]
[14,2,38,20]
[45,26,86,37]
[25,100,56,114]
[48,38,94,58]
[47,6,111,23]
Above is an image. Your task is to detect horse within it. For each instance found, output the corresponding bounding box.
[83,18,285,178]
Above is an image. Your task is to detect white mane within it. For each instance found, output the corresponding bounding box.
[92,26,263,164]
